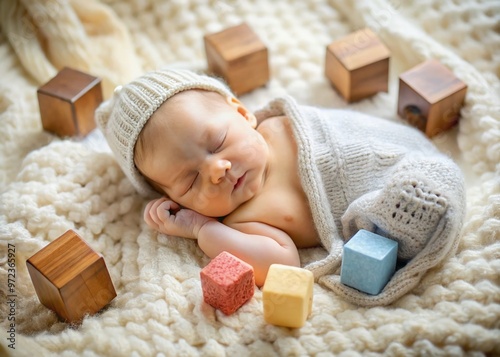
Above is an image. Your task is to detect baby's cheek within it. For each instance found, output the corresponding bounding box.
[194,186,221,210]
[237,135,265,161]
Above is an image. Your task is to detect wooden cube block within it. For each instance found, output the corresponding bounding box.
[262,264,313,328]
[340,230,398,295]
[26,230,116,323]
[204,23,269,95]
[37,67,103,137]
[200,251,255,315]
[325,28,390,102]
[398,59,467,137]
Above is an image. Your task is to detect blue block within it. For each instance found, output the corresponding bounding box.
[340,230,398,295]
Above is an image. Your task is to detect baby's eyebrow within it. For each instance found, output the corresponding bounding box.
[200,125,212,144]
[170,158,200,194]
[162,125,214,194]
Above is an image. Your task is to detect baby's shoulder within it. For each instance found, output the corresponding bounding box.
[257,114,289,133]
[222,186,282,226]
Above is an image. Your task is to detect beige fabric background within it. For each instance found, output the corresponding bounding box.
[0,0,499,356]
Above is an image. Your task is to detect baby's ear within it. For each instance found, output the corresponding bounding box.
[226,96,257,128]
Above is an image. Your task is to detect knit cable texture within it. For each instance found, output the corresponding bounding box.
[0,0,499,355]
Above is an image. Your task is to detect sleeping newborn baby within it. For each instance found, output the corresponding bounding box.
[96,69,465,306]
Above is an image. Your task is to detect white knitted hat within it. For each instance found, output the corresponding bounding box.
[95,69,234,197]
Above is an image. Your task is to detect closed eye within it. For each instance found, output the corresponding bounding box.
[190,173,198,189]
[212,132,227,153]
[182,173,198,195]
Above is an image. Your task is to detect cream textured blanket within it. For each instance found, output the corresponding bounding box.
[0,0,499,356]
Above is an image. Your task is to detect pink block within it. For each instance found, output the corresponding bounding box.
[200,251,255,315]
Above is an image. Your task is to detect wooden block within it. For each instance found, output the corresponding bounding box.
[200,251,255,315]
[26,230,116,323]
[37,67,103,137]
[398,59,467,137]
[340,230,398,295]
[325,28,390,102]
[204,23,269,95]
[262,264,313,328]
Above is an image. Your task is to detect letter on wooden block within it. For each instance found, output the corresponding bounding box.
[37,67,103,137]
[204,22,269,95]
[262,264,314,328]
[200,251,255,315]
[26,230,116,323]
[325,28,390,102]
[341,230,398,295]
[398,59,467,137]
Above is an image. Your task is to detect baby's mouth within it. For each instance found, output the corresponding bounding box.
[233,172,246,191]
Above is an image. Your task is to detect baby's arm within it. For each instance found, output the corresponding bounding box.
[198,221,300,286]
[144,198,300,286]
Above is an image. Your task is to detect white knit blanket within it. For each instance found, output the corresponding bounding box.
[1,0,499,356]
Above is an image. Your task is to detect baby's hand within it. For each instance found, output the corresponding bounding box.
[144,198,214,239]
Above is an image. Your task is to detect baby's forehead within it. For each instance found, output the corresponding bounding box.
[146,89,228,135]
[149,89,230,128]
[163,89,227,106]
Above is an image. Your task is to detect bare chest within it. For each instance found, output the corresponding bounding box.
[228,116,320,248]
[255,182,319,248]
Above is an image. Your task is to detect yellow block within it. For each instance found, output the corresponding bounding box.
[262,264,314,328]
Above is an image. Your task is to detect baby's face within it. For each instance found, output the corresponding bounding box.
[135,90,269,217]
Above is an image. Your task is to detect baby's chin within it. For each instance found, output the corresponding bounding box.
[193,202,241,218]
[197,207,234,219]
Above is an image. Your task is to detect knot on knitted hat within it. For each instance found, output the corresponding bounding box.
[95,69,234,197]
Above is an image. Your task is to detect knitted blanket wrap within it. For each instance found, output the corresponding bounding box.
[256,97,466,306]
[1,0,499,356]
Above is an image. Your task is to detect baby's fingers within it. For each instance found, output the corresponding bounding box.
[156,200,180,222]
[145,198,169,228]
[144,200,160,230]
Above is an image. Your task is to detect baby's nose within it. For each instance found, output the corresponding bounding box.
[209,158,231,184]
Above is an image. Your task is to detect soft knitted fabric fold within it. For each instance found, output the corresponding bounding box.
[255,96,466,306]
